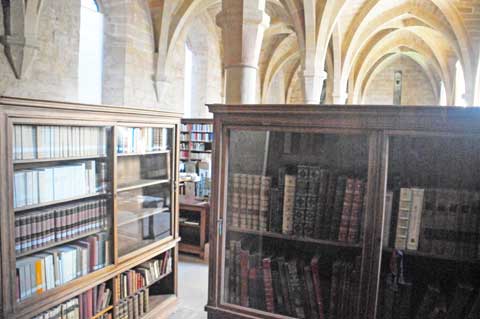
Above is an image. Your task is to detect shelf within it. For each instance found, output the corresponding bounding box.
[117,207,170,227]
[180,222,200,229]
[91,305,114,319]
[190,150,212,153]
[117,270,173,303]
[14,155,107,166]
[117,150,170,157]
[117,179,170,192]
[180,140,190,143]
[228,226,363,249]
[14,192,109,213]
[383,247,480,264]
[141,294,177,319]
[190,140,212,143]
[16,228,107,258]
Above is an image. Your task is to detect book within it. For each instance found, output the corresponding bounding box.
[383,191,394,248]
[310,256,326,319]
[259,176,272,231]
[338,177,355,242]
[231,174,240,227]
[282,174,296,235]
[406,188,425,250]
[287,260,305,318]
[330,176,347,240]
[395,188,413,250]
[314,169,330,239]
[252,176,261,230]
[348,179,365,243]
[419,188,435,253]
[262,258,275,313]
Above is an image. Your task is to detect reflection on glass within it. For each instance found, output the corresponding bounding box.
[223,130,368,318]
[378,135,480,319]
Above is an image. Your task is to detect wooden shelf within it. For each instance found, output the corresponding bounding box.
[117,179,170,192]
[14,192,109,213]
[190,150,212,153]
[228,226,362,249]
[190,140,212,143]
[91,305,114,319]
[117,150,170,157]
[383,247,480,264]
[14,155,107,166]
[141,294,177,319]
[117,207,170,227]
[180,222,200,229]
[16,228,107,258]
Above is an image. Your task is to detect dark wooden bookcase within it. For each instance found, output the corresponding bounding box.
[0,96,181,319]
[206,104,480,319]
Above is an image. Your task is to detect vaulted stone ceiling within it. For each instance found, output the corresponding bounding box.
[148,0,480,105]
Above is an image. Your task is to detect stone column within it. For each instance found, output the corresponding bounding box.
[216,0,270,104]
[301,69,327,104]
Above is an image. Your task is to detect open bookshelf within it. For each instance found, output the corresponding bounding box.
[179,119,213,199]
[0,97,181,319]
[206,104,480,319]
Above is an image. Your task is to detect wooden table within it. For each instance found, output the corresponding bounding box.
[179,196,209,260]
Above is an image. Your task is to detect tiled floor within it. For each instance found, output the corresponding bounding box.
[168,255,209,319]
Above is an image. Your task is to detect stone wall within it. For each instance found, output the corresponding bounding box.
[362,55,437,105]
[0,0,80,101]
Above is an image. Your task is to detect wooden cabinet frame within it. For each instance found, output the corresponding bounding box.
[205,104,480,319]
[0,96,182,319]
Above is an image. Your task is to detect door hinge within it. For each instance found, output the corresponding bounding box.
[217,219,223,236]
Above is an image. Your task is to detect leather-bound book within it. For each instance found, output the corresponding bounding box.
[240,249,250,307]
[246,175,255,229]
[311,256,326,319]
[271,266,285,315]
[304,195,318,238]
[419,189,436,253]
[278,258,293,316]
[321,173,337,239]
[415,285,441,319]
[234,241,242,305]
[293,166,309,236]
[282,173,297,235]
[262,258,275,313]
[231,174,240,227]
[330,176,348,241]
[338,178,355,242]
[304,265,319,319]
[314,169,330,239]
[239,174,248,229]
[432,189,449,255]
[329,261,342,319]
[268,187,283,233]
[259,176,272,231]
[446,283,474,319]
[347,179,365,243]
[248,266,258,310]
[288,260,305,318]
[252,176,262,230]
[442,190,458,256]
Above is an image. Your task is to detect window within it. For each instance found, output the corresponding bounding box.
[439,81,447,106]
[455,60,467,106]
[78,0,103,104]
[184,43,193,118]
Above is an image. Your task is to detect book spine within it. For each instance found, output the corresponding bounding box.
[239,174,248,229]
[259,176,271,231]
[282,175,296,235]
[240,249,249,307]
[338,178,355,242]
[287,260,305,318]
[406,188,425,250]
[246,175,255,229]
[252,176,262,231]
[293,166,309,237]
[330,176,347,240]
[419,189,435,253]
[262,258,275,313]
[314,169,330,239]
[348,179,365,243]
[394,188,413,250]
[231,174,240,227]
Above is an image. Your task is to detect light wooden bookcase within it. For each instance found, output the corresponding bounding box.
[0,96,181,319]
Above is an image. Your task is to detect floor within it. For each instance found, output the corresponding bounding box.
[168,254,209,319]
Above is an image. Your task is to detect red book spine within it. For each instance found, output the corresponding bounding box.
[240,250,249,307]
[311,257,326,319]
[262,258,275,313]
[338,178,355,242]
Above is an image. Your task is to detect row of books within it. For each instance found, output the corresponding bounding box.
[114,289,149,319]
[388,188,480,259]
[117,127,169,154]
[190,132,213,142]
[190,152,211,161]
[32,282,112,319]
[15,199,108,254]
[16,232,111,301]
[118,250,172,300]
[225,240,361,318]
[13,160,104,208]
[191,142,210,151]
[13,125,108,161]
[181,123,213,132]
[180,150,189,159]
[380,251,480,319]
[230,166,367,243]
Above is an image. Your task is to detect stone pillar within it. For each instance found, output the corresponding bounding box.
[301,69,327,104]
[332,91,348,104]
[216,0,270,104]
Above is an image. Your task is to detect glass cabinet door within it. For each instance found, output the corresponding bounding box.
[116,126,174,258]
[377,134,480,319]
[13,123,113,303]
[222,129,370,318]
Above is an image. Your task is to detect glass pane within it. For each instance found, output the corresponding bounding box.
[223,129,369,318]
[378,135,480,318]
[13,124,113,303]
[117,127,173,258]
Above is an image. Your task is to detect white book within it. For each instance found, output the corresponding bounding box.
[14,171,27,208]
[38,168,54,203]
[85,127,92,156]
[37,126,50,159]
[21,125,36,160]
[407,188,425,250]
[394,188,413,250]
[25,170,35,206]
[14,125,22,160]
[53,166,67,201]
[60,126,68,158]
[32,170,39,205]
[54,126,61,158]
